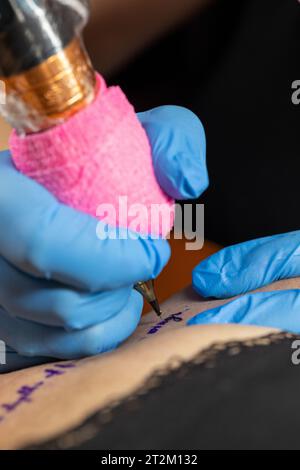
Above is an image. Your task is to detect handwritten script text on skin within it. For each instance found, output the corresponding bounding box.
[147,310,189,335]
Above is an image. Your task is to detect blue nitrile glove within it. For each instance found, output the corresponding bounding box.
[0,106,208,373]
[188,231,300,333]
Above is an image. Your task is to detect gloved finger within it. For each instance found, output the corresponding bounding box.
[0,151,170,292]
[193,231,300,299]
[188,290,300,334]
[0,256,131,330]
[0,290,143,361]
[138,106,208,200]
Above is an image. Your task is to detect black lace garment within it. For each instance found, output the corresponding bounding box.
[30,333,300,450]
[112,0,300,246]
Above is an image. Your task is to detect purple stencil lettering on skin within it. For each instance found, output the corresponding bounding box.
[147,308,190,335]
[2,381,44,413]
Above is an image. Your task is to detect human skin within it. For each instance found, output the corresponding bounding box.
[0,277,298,449]
[0,326,276,449]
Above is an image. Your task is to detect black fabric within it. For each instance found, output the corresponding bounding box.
[27,3,300,450]
[112,0,300,246]
[32,333,300,450]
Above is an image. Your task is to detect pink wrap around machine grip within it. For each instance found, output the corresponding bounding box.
[10,73,175,237]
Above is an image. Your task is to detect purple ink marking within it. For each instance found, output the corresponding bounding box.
[0,364,77,423]
[44,368,65,378]
[54,363,76,369]
[171,313,184,323]
[148,328,159,334]
[2,381,44,412]
[147,311,186,335]
[2,403,15,413]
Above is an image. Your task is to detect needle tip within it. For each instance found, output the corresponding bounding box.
[150,299,163,318]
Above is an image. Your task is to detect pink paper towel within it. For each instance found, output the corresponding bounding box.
[10,74,174,237]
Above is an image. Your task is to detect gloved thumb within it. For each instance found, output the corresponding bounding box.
[138,106,208,200]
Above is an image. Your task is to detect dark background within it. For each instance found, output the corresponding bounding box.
[108,0,300,246]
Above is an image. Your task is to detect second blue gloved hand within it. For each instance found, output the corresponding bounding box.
[0,106,208,373]
[188,231,300,333]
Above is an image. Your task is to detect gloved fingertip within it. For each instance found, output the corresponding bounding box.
[165,108,208,200]
[158,152,209,201]
[138,106,208,200]
[187,295,250,327]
